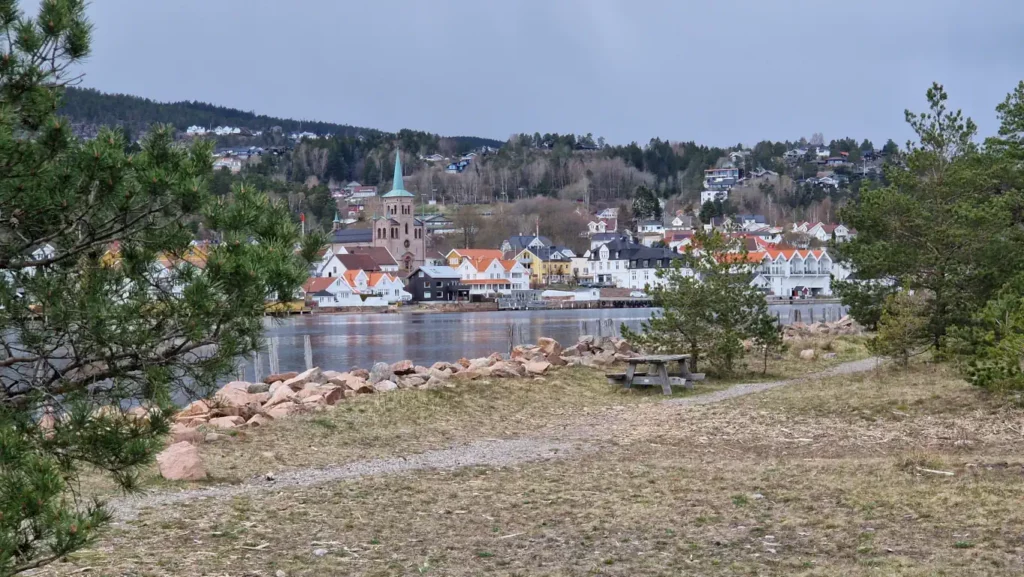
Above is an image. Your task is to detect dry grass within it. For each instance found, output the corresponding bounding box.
[61,340,1024,576]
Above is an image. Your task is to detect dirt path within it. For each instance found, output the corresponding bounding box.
[108,357,882,521]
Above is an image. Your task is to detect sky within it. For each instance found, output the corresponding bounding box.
[68,0,1024,147]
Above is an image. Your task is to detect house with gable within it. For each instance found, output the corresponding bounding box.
[367,272,411,303]
[455,257,528,297]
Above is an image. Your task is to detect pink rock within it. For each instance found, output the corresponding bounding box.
[169,422,204,444]
[265,385,297,407]
[525,360,551,375]
[156,442,206,481]
[537,337,562,357]
[263,371,297,385]
[246,414,273,428]
[391,360,415,375]
[208,415,245,429]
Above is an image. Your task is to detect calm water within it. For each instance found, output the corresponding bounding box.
[250,303,847,375]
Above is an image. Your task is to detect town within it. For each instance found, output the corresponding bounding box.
[291,148,858,311]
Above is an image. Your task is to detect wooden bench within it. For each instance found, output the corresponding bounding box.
[605,354,705,395]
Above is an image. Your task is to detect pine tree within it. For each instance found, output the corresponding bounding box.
[0,3,322,574]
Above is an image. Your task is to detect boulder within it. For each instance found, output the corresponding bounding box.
[453,369,482,382]
[525,360,552,375]
[401,375,426,388]
[823,352,838,360]
[350,368,370,380]
[561,356,584,367]
[577,335,595,350]
[176,399,210,420]
[321,386,345,405]
[799,349,816,361]
[546,354,566,367]
[413,365,430,375]
[368,362,394,385]
[267,381,285,394]
[391,360,416,375]
[246,414,273,428]
[169,422,205,444]
[582,351,616,368]
[156,442,206,481]
[282,367,323,391]
[208,415,245,429]
[251,392,270,404]
[431,361,459,373]
[263,371,297,385]
[213,381,257,408]
[468,357,497,370]
[247,382,270,394]
[301,394,327,408]
[560,345,582,357]
[490,361,525,378]
[266,403,300,419]
[423,376,450,390]
[321,370,345,382]
[373,380,398,393]
[612,339,632,354]
[265,385,297,407]
[456,358,471,369]
[326,372,352,387]
[352,382,376,394]
[537,337,563,357]
[428,367,453,381]
[295,385,325,400]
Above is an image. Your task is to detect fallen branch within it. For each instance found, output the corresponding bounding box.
[238,543,270,551]
[915,466,954,476]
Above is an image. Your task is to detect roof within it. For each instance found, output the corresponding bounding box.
[499,259,519,271]
[347,246,398,267]
[343,269,364,285]
[591,232,626,241]
[367,272,397,286]
[382,150,415,198]
[332,228,373,244]
[336,253,380,271]
[449,248,504,260]
[413,265,461,279]
[463,279,510,285]
[504,235,553,253]
[302,277,336,294]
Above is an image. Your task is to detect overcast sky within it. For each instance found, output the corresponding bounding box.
[72,0,1024,147]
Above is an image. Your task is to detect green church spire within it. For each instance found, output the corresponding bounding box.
[382,149,414,198]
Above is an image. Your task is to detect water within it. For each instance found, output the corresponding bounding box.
[249,303,847,375]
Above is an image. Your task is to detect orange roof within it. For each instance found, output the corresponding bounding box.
[718,252,765,264]
[763,248,826,261]
[343,270,363,285]
[451,249,504,260]
[463,279,510,285]
[464,257,498,272]
[499,259,518,271]
[157,245,208,270]
[367,272,397,286]
[302,277,336,293]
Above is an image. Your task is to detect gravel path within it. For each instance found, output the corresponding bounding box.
[109,357,881,521]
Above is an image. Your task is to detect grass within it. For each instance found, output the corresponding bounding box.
[67,338,1024,577]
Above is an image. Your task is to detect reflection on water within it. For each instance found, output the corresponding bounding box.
[251,303,847,374]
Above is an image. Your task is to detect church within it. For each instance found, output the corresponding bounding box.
[331,151,426,272]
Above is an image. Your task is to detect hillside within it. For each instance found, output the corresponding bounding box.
[58,87,505,151]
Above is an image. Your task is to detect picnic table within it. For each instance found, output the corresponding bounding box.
[605,354,705,395]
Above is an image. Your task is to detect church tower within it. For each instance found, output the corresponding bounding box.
[374,150,425,271]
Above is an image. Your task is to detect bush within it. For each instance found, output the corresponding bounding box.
[869,292,930,367]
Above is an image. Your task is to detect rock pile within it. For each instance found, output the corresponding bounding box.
[159,334,638,480]
[783,316,862,339]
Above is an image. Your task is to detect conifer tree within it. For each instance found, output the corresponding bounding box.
[0,2,321,574]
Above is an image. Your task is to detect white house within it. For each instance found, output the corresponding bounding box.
[587,240,687,289]
[750,248,850,297]
[302,276,387,308]
[456,257,528,296]
[701,190,728,205]
[636,220,665,247]
[213,156,243,174]
[792,222,856,243]
[367,272,411,303]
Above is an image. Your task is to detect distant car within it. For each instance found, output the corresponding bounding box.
[629,291,648,298]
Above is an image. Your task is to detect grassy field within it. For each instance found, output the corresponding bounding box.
[46,338,1024,575]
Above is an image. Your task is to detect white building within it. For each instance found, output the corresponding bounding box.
[456,257,529,297]
[587,239,688,289]
[750,248,850,297]
[791,222,856,243]
[701,190,728,204]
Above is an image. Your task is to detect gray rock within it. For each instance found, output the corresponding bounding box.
[373,380,398,393]
[313,548,328,557]
[246,382,270,394]
[367,362,394,385]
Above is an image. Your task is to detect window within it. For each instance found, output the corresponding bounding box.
[424,291,431,299]
[405,223,409,235]
[436,281,442,287]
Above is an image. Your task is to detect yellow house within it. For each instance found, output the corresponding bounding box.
[444,248,504,268]
[514,248,573,286]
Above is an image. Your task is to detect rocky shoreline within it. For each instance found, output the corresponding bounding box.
[157,335,636,480]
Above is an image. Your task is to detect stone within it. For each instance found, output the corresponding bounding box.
[321,386,345,405]
[391,359,415,375]
[343,389,357,399]
[431,361,454,372]
[423,376,448,389]
[413,365,429,374]
[321,370,345,382]
[373,380,398,393]
[251,392,270,404]
[265,385,297,407]
[490,361,525,378]
[613,339,632,354]
[562,356,584,367]
[468,357,497,370]
[156,442,206,481]
[352,382,375,394]
[263,372,297,385]
[213,381,257,409]
[176,399,210,420]
[208,415,245,429]
[453,369,482,381]
[401,375,426,388]
[525,360,552,375]
[823,352,838,360]
[561,345,581,357]
[295,385,324,400]
[546,353,566,366]
[368,362,394,385]
[350,368,370,380]
[428,367,453,381]
[799,349,816,361]
[247,382,270,394]
[577,335,595,350]
[313,548,328,557]
[537,337,563,357]
[267,381,285,394]
[127,406,151,421]
[246,414,273,428]
[295,367,324,384]
[204,432,234,443]
[301,394,326,407]
[456,357,471,368]
[169,422,205,444]
[582,351,616,368]
[266,403,299,419]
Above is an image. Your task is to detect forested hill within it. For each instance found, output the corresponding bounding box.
[58,87,505,150]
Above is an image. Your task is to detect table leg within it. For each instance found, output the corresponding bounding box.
[623,363,636,390]
[658,363,671,395]
[678,359,694,390]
